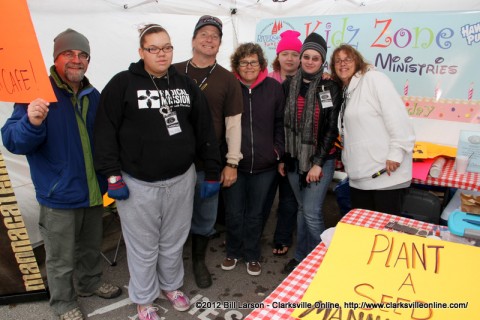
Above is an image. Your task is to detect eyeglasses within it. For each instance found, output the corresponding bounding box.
[142,45,174,54]
[302,55,322,62]
[334,57,354,65]
[62,51,89,61]
[239,60,260,67]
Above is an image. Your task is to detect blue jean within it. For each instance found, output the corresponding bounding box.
[191,170,219,237]
[334,177,351,216]
[288,159,335,262]
[223,169,277,262]
[262,173,298,247]
[272,175,298,246]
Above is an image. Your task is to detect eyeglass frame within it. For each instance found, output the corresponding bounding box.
[61,50,90,62]
[142,45,174,54]
[239,60,260,68]
[334,57,354,65]
[301,54,323,63]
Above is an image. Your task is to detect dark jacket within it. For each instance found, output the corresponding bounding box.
[283,77,342,167]
[1,67,106,209]
[94,60,221,181]
[235,69,285,174]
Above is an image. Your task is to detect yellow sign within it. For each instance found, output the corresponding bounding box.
[103,193,115,207]
[291,222,480,320]
[413,141,457,160]
[0,0,56,102]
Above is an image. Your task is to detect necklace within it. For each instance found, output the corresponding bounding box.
[185,59,217,91]
[149,72,171,116]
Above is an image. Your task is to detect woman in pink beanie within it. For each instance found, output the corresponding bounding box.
[265,29,302,257]
[268,30,302,83]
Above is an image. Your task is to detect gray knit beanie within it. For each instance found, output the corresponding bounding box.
[53,29,90,60]
[300,32,327,62]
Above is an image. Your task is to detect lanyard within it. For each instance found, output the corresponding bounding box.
[149,72,172,116]
[338,86,349,146]
[185,59,217,91]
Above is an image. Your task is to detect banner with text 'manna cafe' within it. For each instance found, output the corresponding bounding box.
[0,0,51,302]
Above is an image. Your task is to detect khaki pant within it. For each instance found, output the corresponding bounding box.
[39,205,104,315]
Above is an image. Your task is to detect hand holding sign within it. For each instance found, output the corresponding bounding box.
[27,98,49,126]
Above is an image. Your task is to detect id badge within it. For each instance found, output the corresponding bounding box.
[164,111,182,136]
[319,90,333,108]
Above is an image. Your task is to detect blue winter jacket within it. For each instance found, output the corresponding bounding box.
[1,68,107,209]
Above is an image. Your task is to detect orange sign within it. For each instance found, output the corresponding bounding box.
[0,0,56,103]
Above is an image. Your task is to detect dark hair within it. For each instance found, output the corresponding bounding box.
[138,24,169,47]
[271,55,280,72]
[330,44,369,84]
[230,42,268,72]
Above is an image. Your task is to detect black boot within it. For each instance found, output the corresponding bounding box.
[191,234,212,288]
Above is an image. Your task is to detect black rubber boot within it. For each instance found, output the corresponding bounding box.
[191,234,212,288]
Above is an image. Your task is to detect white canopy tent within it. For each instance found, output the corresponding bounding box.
[1,0,479,245]
[25,0,480,90]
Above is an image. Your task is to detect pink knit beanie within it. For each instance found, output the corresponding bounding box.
[276,30,302,54]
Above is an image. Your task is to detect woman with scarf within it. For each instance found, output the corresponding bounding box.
[281,33,342,273]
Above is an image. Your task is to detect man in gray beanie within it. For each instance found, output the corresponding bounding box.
[53,28,91,61]
[2,28,121,320]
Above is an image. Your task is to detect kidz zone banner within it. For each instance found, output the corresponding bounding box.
[256,11,480,124]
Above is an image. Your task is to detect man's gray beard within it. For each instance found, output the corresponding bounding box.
[65,69,85,83]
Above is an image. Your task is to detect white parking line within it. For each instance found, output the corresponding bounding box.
[87,297,133,317]
[87,286,132,317]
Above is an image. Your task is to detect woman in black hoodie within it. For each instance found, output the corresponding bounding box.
[94,24,220,319]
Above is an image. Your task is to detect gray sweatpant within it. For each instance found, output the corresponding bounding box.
[116,164,195,304]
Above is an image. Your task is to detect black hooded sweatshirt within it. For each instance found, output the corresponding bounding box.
[94,60,220,182]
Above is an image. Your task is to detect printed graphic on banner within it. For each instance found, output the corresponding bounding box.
[0,0,56,103]
[0,151,46,297]
[256,11,480,123]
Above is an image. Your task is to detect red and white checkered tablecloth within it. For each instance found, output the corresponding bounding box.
[412,158,480,191]
[245,209,434,320]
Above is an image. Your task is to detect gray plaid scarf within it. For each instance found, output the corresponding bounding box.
[284,69,323,174]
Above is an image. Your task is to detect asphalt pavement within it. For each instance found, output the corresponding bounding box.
[0,190,342,320]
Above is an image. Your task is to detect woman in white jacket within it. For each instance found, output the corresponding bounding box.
[330,44,415,215]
